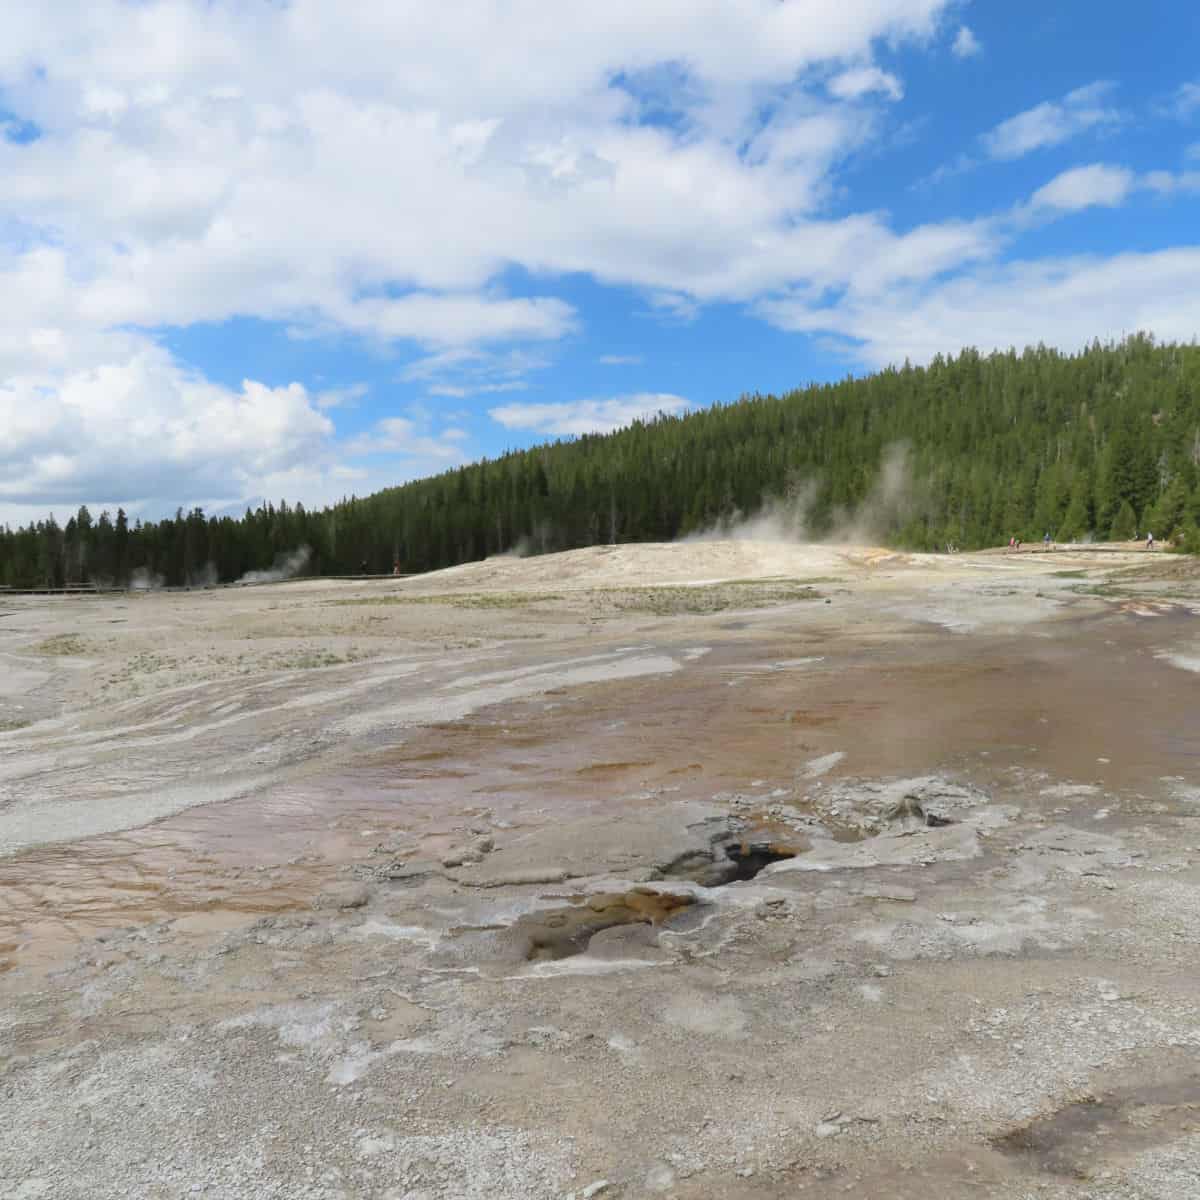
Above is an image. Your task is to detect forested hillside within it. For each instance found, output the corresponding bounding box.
[4,335,1200,588]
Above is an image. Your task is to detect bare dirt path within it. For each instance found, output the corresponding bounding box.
[3,542,1200,1199]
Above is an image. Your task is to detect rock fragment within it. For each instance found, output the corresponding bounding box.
[858,883,917,902]
[311,882,371,910]
[456,867,573,887]
[441,835,495,867]
[378,859,439,882]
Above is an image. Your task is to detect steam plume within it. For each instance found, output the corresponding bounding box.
[238,546,312,585]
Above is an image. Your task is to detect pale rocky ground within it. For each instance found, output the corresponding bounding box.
[2,541,1200,1199]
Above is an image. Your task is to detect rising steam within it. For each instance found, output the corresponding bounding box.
[684,443,918,546]
[237,546,312,585]
[129,567,165,591]
[189,562,219,589]
[684,478,820,544]
[832,443,917,545]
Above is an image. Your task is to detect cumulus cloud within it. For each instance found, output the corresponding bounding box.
[983,82,1121,160]
[489,394,689,436]
[0,1,957,329]
[1030,163,1135,211]
[951,26,981,58]
[0,344,333,509]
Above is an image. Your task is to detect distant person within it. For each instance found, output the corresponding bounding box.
[1043,532,1051,549]
[1146,531,1154,551]
[392,560,402,576]
[359,558,368,574]
[1008,537,1015,551]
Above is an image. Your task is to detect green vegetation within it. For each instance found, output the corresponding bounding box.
[3,334,1200,589]
[605,581,822,615]
[334,580,824,616]
[31,634,90,656]
[265,649,362,671]
[330,591,564,609]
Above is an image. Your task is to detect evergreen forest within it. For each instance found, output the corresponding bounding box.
[4,334,1200,589]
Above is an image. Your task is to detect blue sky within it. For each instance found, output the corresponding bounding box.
[1,1,1198,525]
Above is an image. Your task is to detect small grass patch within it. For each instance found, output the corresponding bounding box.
[718,576,843,587]
[31,634,90,656]
[1067,581,1119,598]
[331,591,563,610]
[280,651,345,670]
[127,651,177,672]
[1066,579,1200,604]
[0,716,31,732]
[261,646,371,671]
[605,581,822,616]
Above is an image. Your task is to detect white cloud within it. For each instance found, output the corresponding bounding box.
[0,342,333,511]
[1173,81,1200,119]
[489,393,689,436]
[1020,163,1200,218]
[763,247,1200,369]
[314,383,368,409]
[912,150,977,189]
[0,0,956,334]
[1030,163,1135,211]
[343,415,471,463]
[426,380,526,397]
[318,293,577,348]
[983,82,1121,160]
[642,291,703,323]
[838,220,995,294]
[399,346,552,397]
[1142,169,1200,195]
[599,354,644,365]
[951,26,981,58]
[827,66,903,102]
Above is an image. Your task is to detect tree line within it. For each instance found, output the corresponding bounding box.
[3,334,1200,589]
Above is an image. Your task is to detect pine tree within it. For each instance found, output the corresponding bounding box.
[1057,472,1093,543]
[1110,499,1137,541]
